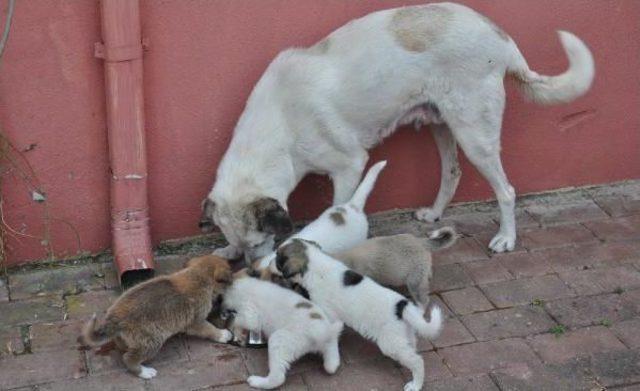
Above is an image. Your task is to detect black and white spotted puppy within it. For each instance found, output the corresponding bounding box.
[275,239,443,391]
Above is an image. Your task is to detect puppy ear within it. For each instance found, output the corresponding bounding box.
[199,198,216,233]
[214,268,232,284]
[275,241,308,279]
[249,197,292,235]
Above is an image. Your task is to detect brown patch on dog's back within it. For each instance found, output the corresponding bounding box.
[295,301,313,309]
[309,312,323,320]
[389,5,453,52]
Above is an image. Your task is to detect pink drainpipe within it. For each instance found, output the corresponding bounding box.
[95,0,154,287]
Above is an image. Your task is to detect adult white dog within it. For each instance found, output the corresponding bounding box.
[200,2,594,257]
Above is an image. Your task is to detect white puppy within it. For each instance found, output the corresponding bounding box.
[222,275,343,389]
[334,227,456,308]
[275,239,443,391]
[256,160,386,270]
[201,2,595,259]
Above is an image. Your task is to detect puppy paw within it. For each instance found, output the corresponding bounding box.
[403,381,421,391]
[217,329,233,344]
[138,366,158,379]
[488,232,515,253]
[247,375,270,389]
[415,207,441,223]
[323,359,340,374]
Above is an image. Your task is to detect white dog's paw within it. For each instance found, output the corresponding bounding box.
[217,329,234,343]
[489,232,516,253]
[138,366,157,379]
[403,380,422,391]
[247,375,270,389]
[415,207,441,223]
[213,244,242,260]
[323,358,340,374]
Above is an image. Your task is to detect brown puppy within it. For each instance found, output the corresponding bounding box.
[81,255,233,379]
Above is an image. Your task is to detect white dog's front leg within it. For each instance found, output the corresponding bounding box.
[330,152,368,205]
[213,244,243,260]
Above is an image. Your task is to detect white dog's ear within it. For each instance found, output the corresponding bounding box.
[199,198,216,233]
[248,197,293,235]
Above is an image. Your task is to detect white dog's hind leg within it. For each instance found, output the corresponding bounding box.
[416,124,461,223]
[247,330,297,389]
[450,100,516,253]
[330,151,368,205]
[379,338,424,391]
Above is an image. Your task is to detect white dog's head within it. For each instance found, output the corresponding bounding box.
[199,196,293,259]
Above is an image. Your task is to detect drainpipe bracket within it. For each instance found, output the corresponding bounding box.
[95,39,148,62]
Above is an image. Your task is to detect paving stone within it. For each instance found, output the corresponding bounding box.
[440,212,498,235]
[441,287,494,315]
[0,349,86,389]
[543,241,640,272]
[154,254,190,276]
[480,275,574,308]
[30,320,83,352]
[432,317,475,349]
[439,338,540,375]
[101,263,121,289]
[184,335,241,360]
[528,326,628,364]
[302,357,406,391]
[463,259,513,285]
[399,351,453,383]
[525,200,609,226]
[0,278,8,302]
[9,264,106,300]
[86,335,188,375]
[583,215,640,241]
[519,224,597,250]
[570,349,640,388]
[425,374,499,391]
[594,195,640,218]
[64,290,119,320]
[38,371,146,391]
[0,297,64,326]
[339,328,383,364]
[558,265,640,295]
[0,325,24,355]
[432,237,489,265]
[150,351,247,391]
[430,294,455,318]
[209,374,307,391]
[432,264,474,292]
[490,361,592,391]
[544,292,639,328]
[461,306,556,341]
[496,251,554,278]
[244,347,325,375]
[613,318,640,348]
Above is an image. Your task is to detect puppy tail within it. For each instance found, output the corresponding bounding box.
[403,305,443,340]
[508,31,594,105]
[348,161,387,211]
[423,227,457,251]
[80,313,116,347]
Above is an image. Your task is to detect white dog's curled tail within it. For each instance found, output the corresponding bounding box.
[423,226,457,251]
[348,160,387,211]
[508,31,594,105]
[402,304,443,340]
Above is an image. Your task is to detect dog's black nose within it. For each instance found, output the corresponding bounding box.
[199,220,214,232]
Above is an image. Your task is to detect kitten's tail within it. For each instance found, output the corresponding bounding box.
[402,304,443,340]
[80,313,117,347]
[348,161,387,211]
[422,227,457,251]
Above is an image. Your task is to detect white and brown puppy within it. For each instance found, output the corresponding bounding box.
[81,256,233,379]
[275,239,443,391]
[223,273,343,389]
[255,160,387,270]
[201,2,594,260]
[334,227,456,308]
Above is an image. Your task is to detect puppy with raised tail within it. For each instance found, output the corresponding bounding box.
[275,239,443,391]
[80,256,233,379]
[334,227,457,308]
[223,273,343,389]
[256,160,387,270]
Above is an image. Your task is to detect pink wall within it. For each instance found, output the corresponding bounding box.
[1,1,638,266]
